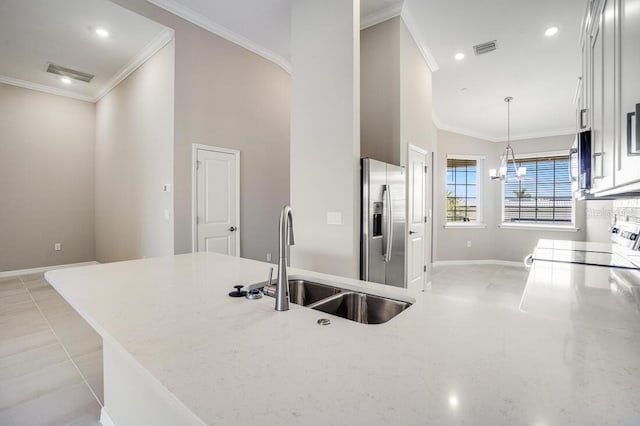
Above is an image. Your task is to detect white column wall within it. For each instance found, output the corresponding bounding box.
[290,0,361,278]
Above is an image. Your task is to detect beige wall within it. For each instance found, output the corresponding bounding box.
[360,17,435,164]
[361,17,401,165]
[399,21,434,159]
[435,130,586,263]
[112,0,291,263]
[0,84,95,271]
[95,41,175,262]
[290,0,361,278]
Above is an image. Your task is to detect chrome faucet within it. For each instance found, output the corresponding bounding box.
[275,205,294,311]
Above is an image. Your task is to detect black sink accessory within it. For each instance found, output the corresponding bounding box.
[229,285,247,297]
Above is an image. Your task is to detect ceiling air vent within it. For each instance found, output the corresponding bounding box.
[473,40,498,56]
[45,63,94,83]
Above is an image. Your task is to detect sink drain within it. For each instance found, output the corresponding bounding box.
[317,318,331,326]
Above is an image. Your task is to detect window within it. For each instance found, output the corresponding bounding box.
[446,156,483,224]
[502,154,573,225]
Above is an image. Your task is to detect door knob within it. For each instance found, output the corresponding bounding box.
[409,230,417,235]
[228,226,237,232]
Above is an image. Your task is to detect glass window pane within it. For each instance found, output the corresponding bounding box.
[446,158,481,224]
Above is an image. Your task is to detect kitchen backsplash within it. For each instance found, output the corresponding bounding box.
[613,198,640,222]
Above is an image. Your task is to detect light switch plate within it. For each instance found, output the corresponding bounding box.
[327,212,342,225]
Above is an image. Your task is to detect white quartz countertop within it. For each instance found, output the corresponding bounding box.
[46,253,640,425]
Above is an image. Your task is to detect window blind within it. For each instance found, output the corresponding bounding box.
[503,155,572,224]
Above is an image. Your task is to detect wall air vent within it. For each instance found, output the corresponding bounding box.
[45,63,94,83]
[473,40,498,56]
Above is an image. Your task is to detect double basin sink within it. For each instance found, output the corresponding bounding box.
[258,279,411,324]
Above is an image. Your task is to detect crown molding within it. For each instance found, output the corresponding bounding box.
[501,127,576,143]
[361,3,403,30]
[400,5,439,72]
[1,28,174,103]
[0,75,95,102]
[434,114,575,143]
[146,0,291,73]
[434,114,497,142]
[95,27,174,101]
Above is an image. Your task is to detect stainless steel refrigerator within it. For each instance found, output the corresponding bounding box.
[360,158,406,288]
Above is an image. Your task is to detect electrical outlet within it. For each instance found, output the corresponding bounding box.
[54,243,61,251]
[466,241,471,248]
[266,253,272,262]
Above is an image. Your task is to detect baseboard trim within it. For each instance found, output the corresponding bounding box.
[432,259,524,268]
[0,261,99,278]
[100,407,115,426]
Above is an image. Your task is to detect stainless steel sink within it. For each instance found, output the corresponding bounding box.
[262,279,342,306]
[308,292,411,324]
[255,277,411,323]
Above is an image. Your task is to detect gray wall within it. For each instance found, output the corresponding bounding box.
[0,84,95,271]
[112,0,291,263]
[95,41,175,263]
[435,130,586,263]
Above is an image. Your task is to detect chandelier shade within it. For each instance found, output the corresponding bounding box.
[489,97,526,182]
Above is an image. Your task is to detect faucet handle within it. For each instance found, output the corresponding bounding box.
[264,267,274,295]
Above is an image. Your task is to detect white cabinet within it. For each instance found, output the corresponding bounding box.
[615,0,640,186]
[581,0,640,195]
[590,0,616,192]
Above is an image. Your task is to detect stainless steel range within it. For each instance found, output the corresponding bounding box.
[529,217,640,270]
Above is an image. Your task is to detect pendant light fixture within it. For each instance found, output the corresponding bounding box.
[489,97,526,181]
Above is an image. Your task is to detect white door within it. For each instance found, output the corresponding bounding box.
[194,146,240,255]
[407,146,428,291]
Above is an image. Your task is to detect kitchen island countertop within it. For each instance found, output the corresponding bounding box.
[46,252,640,425]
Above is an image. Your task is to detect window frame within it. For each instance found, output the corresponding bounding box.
[499,150,577,231]
[445,154,485,228]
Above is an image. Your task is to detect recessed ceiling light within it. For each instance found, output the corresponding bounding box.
[60,76,72,84]
[545,26,559,37]
[95,28,110,38]
[454,52,465,61]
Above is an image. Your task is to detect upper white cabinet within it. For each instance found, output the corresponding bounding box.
[590,0,616,191]
[580,0,640,195]
[615,0,640,186]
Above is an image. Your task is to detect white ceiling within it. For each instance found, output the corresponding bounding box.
[407,0,587,141]
[0,0,169,101]
[153,0,585,142]
[0,0,585,139]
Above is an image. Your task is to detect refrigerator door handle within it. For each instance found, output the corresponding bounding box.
[382,184,393,262]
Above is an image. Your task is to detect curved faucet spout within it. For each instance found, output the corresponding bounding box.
[276,205,294,311]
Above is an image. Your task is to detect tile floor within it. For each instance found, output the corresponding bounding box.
[0,263,529,425]
[0,273,102,426]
